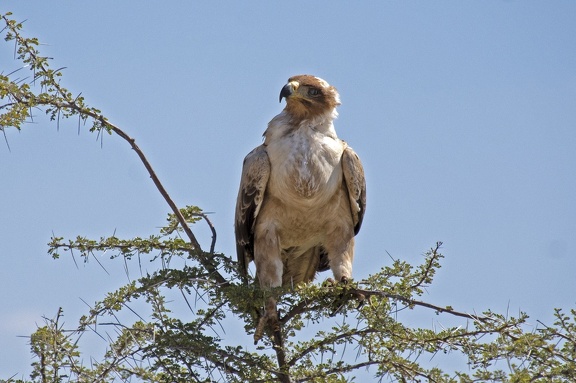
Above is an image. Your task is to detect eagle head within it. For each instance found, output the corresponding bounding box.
[279,75,341,123]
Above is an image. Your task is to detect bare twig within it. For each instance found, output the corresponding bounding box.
[351,288,493,323]
[192,212,217,254]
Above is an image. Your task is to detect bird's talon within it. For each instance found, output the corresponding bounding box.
[253,297,280,345]
[323,278,336,287]
[355,292,366,309]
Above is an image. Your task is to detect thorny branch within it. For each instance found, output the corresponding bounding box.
[352,288,493,323]
[1,14,226,287]
[410,241,442,290]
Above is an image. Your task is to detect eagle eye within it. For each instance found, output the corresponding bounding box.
[308,88,321,97]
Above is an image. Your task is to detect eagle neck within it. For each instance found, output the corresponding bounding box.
[264,108,338,144]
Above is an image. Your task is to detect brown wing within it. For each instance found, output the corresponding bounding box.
[342,144,366,235]
[234,145,270,283]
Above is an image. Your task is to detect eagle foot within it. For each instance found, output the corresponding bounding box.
[323,277,336,287]
[341,277,366,308]
[326,276,365,316]
[253,297,280,345]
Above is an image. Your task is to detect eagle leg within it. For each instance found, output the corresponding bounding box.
[254,296,280,345]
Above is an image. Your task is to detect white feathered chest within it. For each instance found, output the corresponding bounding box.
[265,118,344,204]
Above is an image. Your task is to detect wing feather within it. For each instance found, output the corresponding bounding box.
[342,145,366,235]
[234,145,270,282]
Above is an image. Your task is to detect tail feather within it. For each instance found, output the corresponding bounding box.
[282,246,329,286]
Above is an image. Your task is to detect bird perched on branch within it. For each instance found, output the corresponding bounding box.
[235,75,366,340]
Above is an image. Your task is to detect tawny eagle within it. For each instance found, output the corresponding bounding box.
[235,75,366,289]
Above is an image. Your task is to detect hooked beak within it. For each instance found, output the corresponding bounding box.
[279,81,299,103]
[279,84,292,103]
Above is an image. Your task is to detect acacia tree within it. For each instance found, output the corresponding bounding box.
[1,14,575,383]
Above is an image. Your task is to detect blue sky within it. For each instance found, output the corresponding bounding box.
[1,1,575,379]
